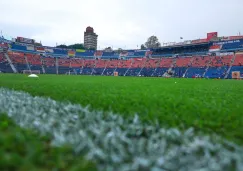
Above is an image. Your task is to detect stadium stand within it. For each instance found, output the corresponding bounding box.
[125,58,146,76]
[0,53,14,73]
[1,32,243,78]
[58,58,71,74]
[233,53,243,66]
[210,55,233,67]
[42,57,56,74]
[204,66,228,79]
[185,67,206,78]
[191,56,210,67]
[159,57,173,68]
[70,58,83,68]
[175,57,191,67]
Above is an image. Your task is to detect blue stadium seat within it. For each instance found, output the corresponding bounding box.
[185,67,206,78]
[204,67,228,79]
[227,66,243,78]
[11,44,27,51]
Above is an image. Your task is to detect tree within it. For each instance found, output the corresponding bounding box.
[140,44,146,50]
[68,43,84,50]
[56,43,85,50]
[104,47,113,52]
[117,48,123,53]
[56,44,68,49]
[87,47,96,50]
[35,42,42,46]
[145,36,161,49]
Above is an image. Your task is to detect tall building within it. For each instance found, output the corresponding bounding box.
[84,26,98,50]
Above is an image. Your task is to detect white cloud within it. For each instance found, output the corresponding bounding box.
[0,0,243,49]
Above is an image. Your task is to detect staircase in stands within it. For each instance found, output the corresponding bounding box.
[40,57,46,74]
[224,53,236,79]
[183,56,195,77]
[55,57,59,74]
[4,53,18,73]
[202,56,213,77]
[124,60,133,76]
[137,58,147,76]
[151,58,162,76]
[101,60,108,76]
[24,54,32,73]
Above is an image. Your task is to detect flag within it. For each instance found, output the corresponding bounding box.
[36,47,45,52]
[209,45,222,52]
[45,48,54,53]
[26,45,35,51]
[68,50,75,57]
[95,51,103,56]
[145,51,152,57]
[76,49,85,52]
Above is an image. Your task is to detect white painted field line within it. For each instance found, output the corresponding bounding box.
[0,87,243,171]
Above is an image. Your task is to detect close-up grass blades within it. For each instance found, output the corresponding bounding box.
[1,74,243,170]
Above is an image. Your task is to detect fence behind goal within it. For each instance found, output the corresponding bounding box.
[23,70,41,74]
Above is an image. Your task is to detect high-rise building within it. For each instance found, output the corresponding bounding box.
[84,26,98,50]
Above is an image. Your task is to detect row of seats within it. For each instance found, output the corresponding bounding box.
[0,53,20,73]
[233,54,243,66]
[3,52,239,70]
[2,52,243,78]
[176,55,234,68]
[222,41,243,50]
[210,55,233,67]
[5,52,241,69]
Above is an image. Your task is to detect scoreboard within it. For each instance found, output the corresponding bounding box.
[16,37,34,44]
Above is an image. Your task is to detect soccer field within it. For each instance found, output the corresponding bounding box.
[0,74,243,170]
[1,74,243,143]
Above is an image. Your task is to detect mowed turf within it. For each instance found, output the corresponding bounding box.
[0,114,96,171]
[0,74,243,144]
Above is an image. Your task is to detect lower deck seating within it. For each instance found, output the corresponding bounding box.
[233,54,243,66]
[59,58,70,67]
[185,67,206,78]
[126,68,140,76]
[139,68,156,77]
[173,67,187,77]
[0,53,13,73]
[1,52,243,78]
[130,58,146,68]
[58,58,71,74]
[103,68,116,76]
[205,67,228,79]
[159,58,173,67]
[8,52,25,65]
[191,56,210,67]
[227,66,243,78]
[118,60,132,68]
[95,59,107,68]
[93,68,104,75]
[81,67,93,75]
[42,57,56,74]
[144,58,160,68]
[26,54,42,66]
[153,68,168,77]
[116,68,128,76]
[83,59,95,68]
[106,60,119,68]
[210,56,233,67]
[176,57,191,67]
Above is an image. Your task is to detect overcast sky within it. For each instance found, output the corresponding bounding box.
[0,0,242,49]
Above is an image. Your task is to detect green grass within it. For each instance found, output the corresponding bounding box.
[0,114,96,171]
[0,74,243,145]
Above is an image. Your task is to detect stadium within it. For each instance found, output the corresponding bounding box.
[1,32,243,79]
[1,1,243,170]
